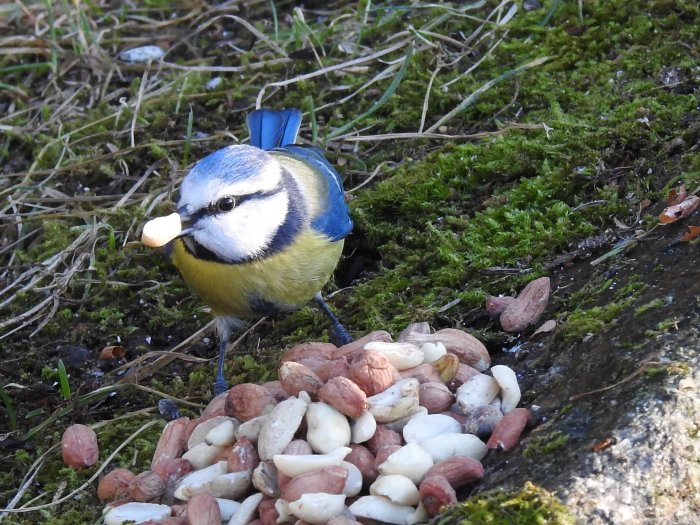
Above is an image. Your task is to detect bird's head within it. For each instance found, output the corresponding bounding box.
[142,145,297,263]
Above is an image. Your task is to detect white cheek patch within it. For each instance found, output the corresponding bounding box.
[193,192,290,262]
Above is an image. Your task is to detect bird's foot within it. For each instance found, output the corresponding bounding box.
[330,322,354,346]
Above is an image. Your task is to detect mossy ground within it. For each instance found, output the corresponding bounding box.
[1,0,699,523]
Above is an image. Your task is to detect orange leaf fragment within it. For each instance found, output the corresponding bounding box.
[680,225,700,242]
[658,195,700,224]
[667,184,687,206]
[99,345,125,360]
[592,437,615,452]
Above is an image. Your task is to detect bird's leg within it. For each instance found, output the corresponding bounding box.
[213,337,229,396]
[213,318,233,396]
[314,293,353,346]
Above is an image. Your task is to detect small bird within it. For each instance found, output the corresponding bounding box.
[142,108,353,394]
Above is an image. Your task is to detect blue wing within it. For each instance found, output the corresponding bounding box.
[277,145,353,242]
[247,109,302,150]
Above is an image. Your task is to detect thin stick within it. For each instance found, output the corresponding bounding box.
[569,361,665,401]
[348,161,390,194]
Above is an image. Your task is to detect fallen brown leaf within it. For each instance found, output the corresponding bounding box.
[658,195,700,224]
[680,225,700,242]
[531,319,557,338]
[667,183,687,206]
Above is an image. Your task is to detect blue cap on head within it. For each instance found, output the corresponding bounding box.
[184,144,273,186]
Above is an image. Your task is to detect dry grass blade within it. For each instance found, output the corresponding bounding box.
[255,40,410,108]
[426,55,553,133]
[335,123,544,143]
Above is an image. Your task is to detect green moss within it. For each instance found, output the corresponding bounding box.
[644,366,667,379]
[559,301,633,340]
[634,298,667,316]
[438,481,575,524]
[16,220,73,263]
[644,318,680,337]
[523,431,570,457]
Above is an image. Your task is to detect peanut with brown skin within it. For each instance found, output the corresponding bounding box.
[420,475,457,515]
[350,350,401,396]
[61,424,100,469]
[318,376,368,418]
[226,383,277,421]
[500,277,551,332]
[278,361,323,397]
[97,469,135,502]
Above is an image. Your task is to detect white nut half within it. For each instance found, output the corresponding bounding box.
[367,378,420,423]
[402,413,461,444]
[421,342,447,363]
[348,495,415,525]
[418,432,488,462]
[173,461,227,500]
[351,410,376,444]
[369,474,420,506]
[288,493,346,524]
[258,395,308,460]
[103,502,171,525]
[455,373,500,414]
[341,460,363,497]
[306,402,351,454]
[188,416,235,450]
[235,413,269,442]
[228,492,263,525]
[377,442,433,484]
[363,341,425,370]
[207,471,252,500]
[141,213,181,247]
[490,364,521,413]
[182,442,224,470]
[215,498,241,521]
[272,446,351,478]
[205,418,237,447]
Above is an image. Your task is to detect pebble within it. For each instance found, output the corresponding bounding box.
[117,45,166,63]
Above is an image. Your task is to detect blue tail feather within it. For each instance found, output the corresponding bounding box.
[247,109,302,150]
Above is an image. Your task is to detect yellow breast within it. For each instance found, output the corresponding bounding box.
[170,231,344,319]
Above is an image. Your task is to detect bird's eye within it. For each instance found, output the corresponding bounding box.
[216,196,236,212]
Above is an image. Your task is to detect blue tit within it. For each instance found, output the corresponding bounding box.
[141,108,353,394]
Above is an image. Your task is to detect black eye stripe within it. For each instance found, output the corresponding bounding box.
[190,184,284,219]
